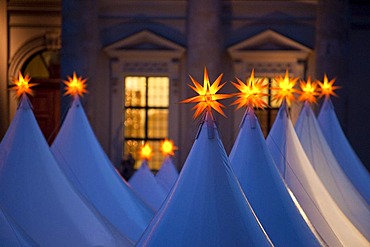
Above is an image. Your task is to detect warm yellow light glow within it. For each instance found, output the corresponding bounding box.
[318,74,340,99]
[271,70,299,106]
[181,67,231,119]
[64,72,88,97]
[298,76,319,104]
[11,72,36,97]
[140,143,152,160]
[161,139,178,156]
[231,69,268,109]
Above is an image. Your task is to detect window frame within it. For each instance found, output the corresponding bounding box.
[123,75,170,170]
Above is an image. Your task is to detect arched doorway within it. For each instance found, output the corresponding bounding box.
[22,50,61,143]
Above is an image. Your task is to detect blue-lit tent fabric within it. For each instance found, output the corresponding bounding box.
[318,98,370,205]
[295,101,370,241]
[0,96,133,247]
[229,107,322,247]
[136,112,273,247]
[266,101,369,247]
[129,161,167,211]
[51,96,154,243]
[0,205,38,247]
[155,156,179,194]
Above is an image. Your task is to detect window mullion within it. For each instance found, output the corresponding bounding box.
[145,77,149,142]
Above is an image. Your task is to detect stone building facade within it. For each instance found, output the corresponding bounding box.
[1,0,370,170]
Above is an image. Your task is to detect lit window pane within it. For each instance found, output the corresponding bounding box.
[124,109,145,138]
[124,139,144,169]
[148,109,168,138]
[147,140,163,171]
[125,77,146,107]
[148,77,169,107]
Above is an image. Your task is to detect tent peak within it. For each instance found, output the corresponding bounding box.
[71,95,82,108]
[278,99,290,119]
[240,106,257,129]
[17,94,32,110]
[196,111,217,139]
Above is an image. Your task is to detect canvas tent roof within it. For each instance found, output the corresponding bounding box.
[51,96,154,243]
[155,156,179,194]
[266,101,369,247]
[0,205,38,247]
[136,112,272,246]
[0,96,132,246]
[129,160,168,211]
[318,98,370,205]
[229,107,322,246]
[295,101,370,240]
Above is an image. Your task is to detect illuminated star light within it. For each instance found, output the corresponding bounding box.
[231,69,269,110]
[298,76,319,104]
[140,143,153,161]
[181,67,231,119]
[161,139,178,157]
[12,72,37,97]
[271,69,299,106]
[64,72,88,97]
[318,74,340,99]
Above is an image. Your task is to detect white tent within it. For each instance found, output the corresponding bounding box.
[0,205,38,247]
[318,98,370,205]
[136,112,273,246]
[266,101,369,247]
[129,161,168,211]
[295,101,370,240]
[0,96,133,246]
[229,107,322,246]
[51,96,154,243]
[155,156,179,194]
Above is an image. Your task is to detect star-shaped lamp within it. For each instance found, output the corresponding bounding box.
[64,72,88,98]
[161,139,178,158]
[298,76,319,104]
[140,143,153,161]
[181,67,231,119]
[231,69,269,110]
[271,69,299,106]
[318,74,340,99]
[11,72,37,98]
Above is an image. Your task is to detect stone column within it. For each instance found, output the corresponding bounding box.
[315,0,350,127]
[0,0,8,138]
[187,0,224,78]
[180,0,234,166]
[61,0,99,116]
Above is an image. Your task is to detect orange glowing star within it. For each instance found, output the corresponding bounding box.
[64,72,88,97]
[140,143,153,160]
[11,72,36,97]
[271,70,299,106]
[298,76,319,104]
[318,74,340,99]
[231,69,269,110]
[181,67,231,119]
[161,139,178,156]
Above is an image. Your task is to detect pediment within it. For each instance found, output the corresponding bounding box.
[104,30,185,57]
[228,29,311,53]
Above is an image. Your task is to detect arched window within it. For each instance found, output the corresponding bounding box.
[22,50,60,79]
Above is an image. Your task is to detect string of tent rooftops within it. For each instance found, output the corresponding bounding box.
[9,67,339,161]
